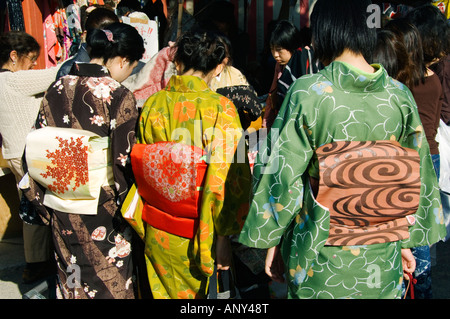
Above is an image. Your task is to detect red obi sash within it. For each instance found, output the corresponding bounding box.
[315,140,421,246]
[130,142,208,238]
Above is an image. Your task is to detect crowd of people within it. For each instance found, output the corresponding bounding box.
[0,0,449,299]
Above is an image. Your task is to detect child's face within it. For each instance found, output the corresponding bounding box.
[271,46,293,66]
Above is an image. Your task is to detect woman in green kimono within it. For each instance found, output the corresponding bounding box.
[238,0,447,299]
[131,31,251,299]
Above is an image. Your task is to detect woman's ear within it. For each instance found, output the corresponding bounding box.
[119,57,129,68]
[9,50,18,64]
[214,63,225,78]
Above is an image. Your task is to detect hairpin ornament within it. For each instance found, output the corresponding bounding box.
[103,29,114,42]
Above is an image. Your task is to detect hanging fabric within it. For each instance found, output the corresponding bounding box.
[6,0,25,31]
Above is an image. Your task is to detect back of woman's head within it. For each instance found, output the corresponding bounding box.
[384,18,425,87]
[86,22,145,63]
[310,0,376,65]
[0,31,40,66]
[174,31,227,75]
[270,20,301,52]
[373,29,402,78]
[84,7,119,31]
[406,4,450,64]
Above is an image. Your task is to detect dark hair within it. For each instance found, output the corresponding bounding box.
[116,0,142,17]
[310,0,377,65]
[84,7,119,32]
[87,22,144,63]
[383,18,425,87]
[0,31,40,66]
[406,4,450,64]
[270,20,301,53]
[174,31,227,75]
[373,29,402,78]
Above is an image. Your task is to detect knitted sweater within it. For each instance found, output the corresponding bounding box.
[0,66,60,159]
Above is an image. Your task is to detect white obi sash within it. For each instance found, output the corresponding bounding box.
[25,126,113,215]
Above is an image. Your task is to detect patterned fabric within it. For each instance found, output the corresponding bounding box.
[211,65,263,130]
[6,0,25,31]
[23,63,139,299]
[316,140,420,246]
[25,127,111,208]
[135,75,251,299]
[239,61,447,299]
[122,46,177,108]
[216,85,263,130]
[131,142,207,239]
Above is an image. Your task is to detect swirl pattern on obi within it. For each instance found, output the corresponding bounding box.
[316,140,420,246]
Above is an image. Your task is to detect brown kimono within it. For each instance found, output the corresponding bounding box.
[23,63,139,299]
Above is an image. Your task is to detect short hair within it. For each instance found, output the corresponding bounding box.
[269,20,301,53]
[87,22,145,63]
[310,0,377,65]
[84,7,119,32]
[174,31,227,75]
[406,4,450,64]
[0,31,40,66]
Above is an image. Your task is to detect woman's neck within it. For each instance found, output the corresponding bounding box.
[1,61,16,72]
[334,49,375,73]
[182,69,214,85]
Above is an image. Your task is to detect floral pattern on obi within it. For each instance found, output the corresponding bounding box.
[41,135,89,194]
[142,142,206,202]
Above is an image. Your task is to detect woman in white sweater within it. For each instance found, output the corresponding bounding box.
[0,31,60,284]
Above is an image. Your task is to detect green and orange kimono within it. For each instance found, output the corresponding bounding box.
[238,61,447,299]
[126,75,251,299]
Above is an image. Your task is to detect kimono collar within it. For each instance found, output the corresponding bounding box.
[166,75,211,93]
[322,61,388,93]
[69,62,110,77]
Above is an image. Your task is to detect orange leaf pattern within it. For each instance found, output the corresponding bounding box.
[137,75,251,299]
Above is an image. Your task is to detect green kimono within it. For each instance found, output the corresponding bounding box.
[136,75,251,299]
[238,61,446,299]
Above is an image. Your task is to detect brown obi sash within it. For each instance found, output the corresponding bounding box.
[130,142,208,239]
[315,140,420,246]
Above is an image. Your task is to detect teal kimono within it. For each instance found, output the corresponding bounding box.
[238,61,446,299]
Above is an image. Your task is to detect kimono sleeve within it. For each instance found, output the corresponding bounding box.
[201,97,252,237]
[239,88,314,249]
[109,89,139,205]
[399,88,447,248]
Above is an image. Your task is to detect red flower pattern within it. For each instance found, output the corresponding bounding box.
[41,136,89,194]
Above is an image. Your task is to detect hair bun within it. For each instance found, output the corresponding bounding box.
[174,31,228,75]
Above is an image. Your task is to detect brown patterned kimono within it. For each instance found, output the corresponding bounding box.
[23,63,139,299]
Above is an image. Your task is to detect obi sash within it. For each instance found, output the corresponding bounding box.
[315,140,420,246]
[25,126,113,215]
[130,141,208,239]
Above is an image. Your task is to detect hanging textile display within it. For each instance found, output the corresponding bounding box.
[43,0,83,68]
[6,0,25,31]
[65,3,83,56]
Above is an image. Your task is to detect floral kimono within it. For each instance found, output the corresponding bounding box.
[239,61,447,299]
[131,75,251,299]
[23,63,139,299]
